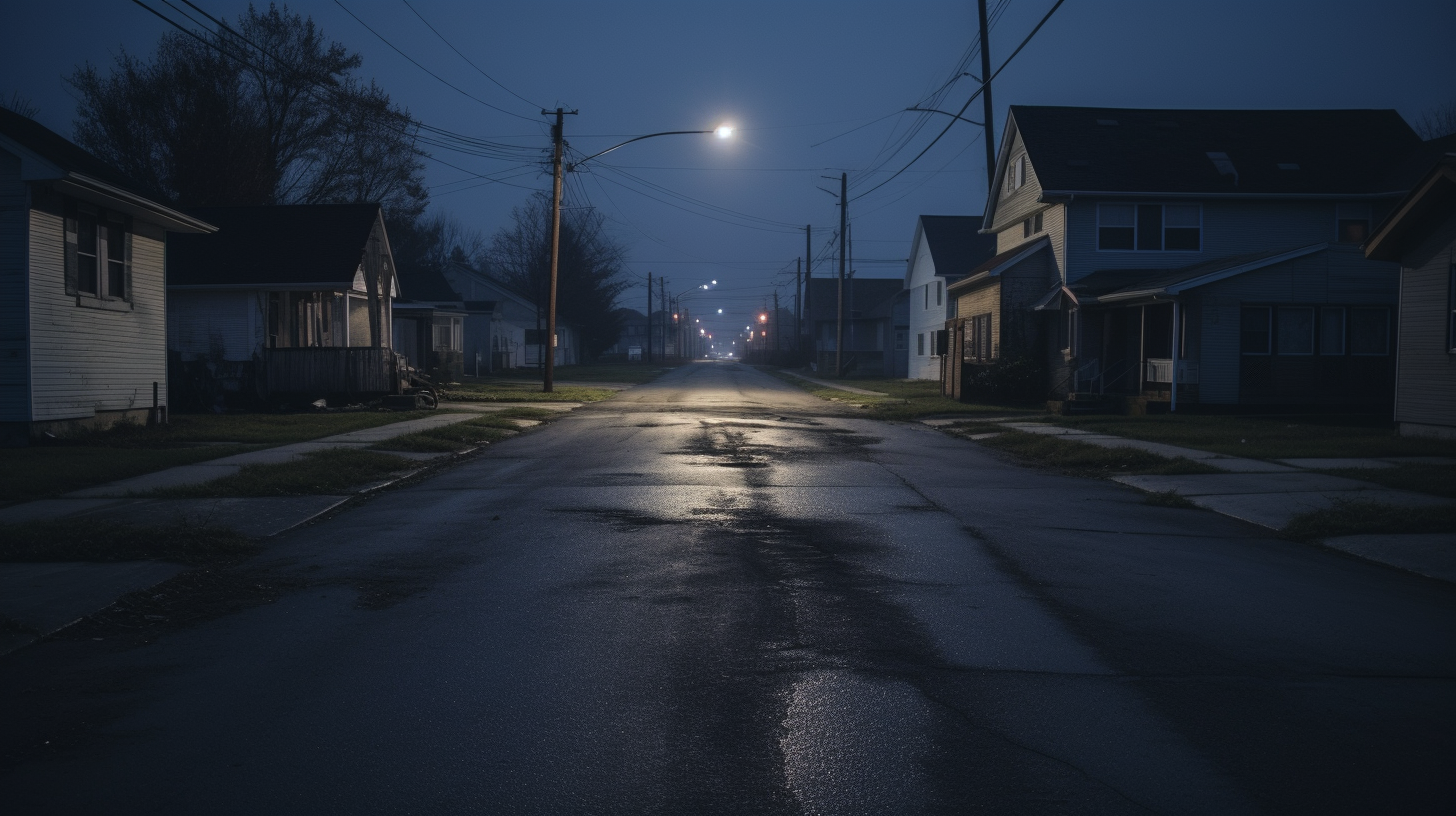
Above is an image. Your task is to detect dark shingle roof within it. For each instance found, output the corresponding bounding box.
[918,215,997,277]
[168,204,382,287]
[1011,106,1423,196]
[1072,244,1327,301]
[396,266,461,302]
[0,107,141,190]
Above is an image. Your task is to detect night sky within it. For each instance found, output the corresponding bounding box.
[4,1,1452,344]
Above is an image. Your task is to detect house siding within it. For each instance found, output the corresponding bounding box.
[1195,245,1398,404]
[29,202,169,421]
[989,130,1044,232]
[1394,209,1456,431]
[169,290,260,362]
[907,229,943,379]
[0,150,27,421]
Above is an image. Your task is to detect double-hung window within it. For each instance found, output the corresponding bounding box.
[68,205,130,302]
[1098,203,1201,251]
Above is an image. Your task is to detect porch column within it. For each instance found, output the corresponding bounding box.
[1170,300,1180,412]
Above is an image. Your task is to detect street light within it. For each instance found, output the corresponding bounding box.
[540,113,732,391]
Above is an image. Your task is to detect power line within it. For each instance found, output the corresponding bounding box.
[400,0,543,110]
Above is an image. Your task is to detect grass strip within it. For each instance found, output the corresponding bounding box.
[1315,463,1456,500]
[0,518,258,564]
[441,380,616,403]
[471,364,672,385]
[1283,499,1456,541]
[959,427,1221,479]
[151,448,417,498]
[1047,414,1456,460]
[769,370,1040,420]
[0,445,258,506]
[372,415,525,453]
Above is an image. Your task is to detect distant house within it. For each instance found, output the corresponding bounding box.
[0,107,214,441]
[601,307,648,361]
[1364,146,1456,437]
[805,277,904,376]
[391,265,475,383]
[441,262,578,368]
[167,204,399,406]
[949,106,1427,409]
[904,215,997,380]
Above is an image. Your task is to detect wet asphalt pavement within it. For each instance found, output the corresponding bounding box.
[2,362,1453,814]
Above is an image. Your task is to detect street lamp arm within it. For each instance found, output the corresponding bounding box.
[568,130,714,171]
[905,106,983,127]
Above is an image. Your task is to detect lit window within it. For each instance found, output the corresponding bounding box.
[1337,204,1371,244]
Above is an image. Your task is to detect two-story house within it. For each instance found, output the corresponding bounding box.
[904,215,997,380]
[946,106,1426,410]
[441,261,578,369]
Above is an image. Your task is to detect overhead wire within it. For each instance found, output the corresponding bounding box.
[399,0,543,111]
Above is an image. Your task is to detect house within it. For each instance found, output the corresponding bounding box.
[805,277,904,376]
[167,204,399,406]
[0,107,214,441]
[441,262,578,368]
[904,215,997,379]
[391,265,476,383]
[1364,146,1456,437]
[948,106,1426,409]
[600,308,648,361]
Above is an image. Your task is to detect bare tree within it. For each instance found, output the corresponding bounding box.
[488,194,630,360]
[2,92,40,119]
[1413,100,1456,140]
[67,4,426,220]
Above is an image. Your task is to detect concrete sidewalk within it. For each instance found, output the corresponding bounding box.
[0,403,580,655]
[926,417,1456,584]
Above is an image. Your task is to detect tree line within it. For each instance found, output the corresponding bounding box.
[62,4,626,359]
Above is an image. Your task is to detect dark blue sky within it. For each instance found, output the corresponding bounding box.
[4,1,1452,341]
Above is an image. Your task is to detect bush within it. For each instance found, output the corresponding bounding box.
[963,356,1045,402]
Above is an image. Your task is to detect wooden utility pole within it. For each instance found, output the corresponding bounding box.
[794,257,801,356]
[803,225,812,356]
[645,272,653,363]
[773,290,781,360]
[836,172,846,377]
[660,277,668,358]
[977,0,996,192]
[542,106,576,392]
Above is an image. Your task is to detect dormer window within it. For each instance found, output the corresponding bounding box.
[1336,203,1371,243]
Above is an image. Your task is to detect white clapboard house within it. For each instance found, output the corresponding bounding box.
[0,107,214,442]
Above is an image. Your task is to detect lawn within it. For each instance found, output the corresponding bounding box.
[0,518,258,564]
[1045,413,1456,460]
[1282,499,1456,540]
[949,424,1221,479]
[771,371,1042,421]
[1316,463,1456,500]
[441,378,618,403]
[0,409,437,505]
[371,411,548,453]
[151,448,418,498]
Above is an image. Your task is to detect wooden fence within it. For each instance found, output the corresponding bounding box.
[264,348,398,395]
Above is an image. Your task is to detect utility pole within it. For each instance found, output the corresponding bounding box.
[542,106,577,392]
[977,0,996,193]
[660,277,668,358]
[803,225,812,357]
[773,289,781,361]
[645,272,653,363]
[794,257,801,357]
[837,172,846,377]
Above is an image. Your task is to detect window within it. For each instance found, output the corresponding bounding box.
[1276,307,1314,354]
[924,285,929,310]
[1098,203,1201,251]
[895,330,907,352]
[1348,308,1389,355]
[1022,211,1044,239]
[1240,307,1271,354]
[66,203,129,302]
[965,313,994,362]
[935,280,943,307]
[917,333,925,356]
[1319,307,1345,355]
[1336,203,1371,244]
[1002,154,1027,198]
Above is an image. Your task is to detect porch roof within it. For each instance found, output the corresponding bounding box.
[946,236,1049,296]
[1073,243,1327,304]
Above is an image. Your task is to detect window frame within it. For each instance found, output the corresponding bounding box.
[1276,306,1315,355]
[1097,203,1202,252]
[1240,306,1272,355]
[66,201,131,304]
[1335,203,1372,244]
[1319,306,1345,356]
[1348,307,1390,356]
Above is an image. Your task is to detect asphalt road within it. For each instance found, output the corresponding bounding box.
[3,362,1453,814]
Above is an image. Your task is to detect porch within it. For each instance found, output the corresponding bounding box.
[264,347,401,396]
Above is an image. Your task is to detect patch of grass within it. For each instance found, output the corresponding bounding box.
[1047,414,1456,460]
[1283,498,1456,541]
[1316,463,1456,500]
[967,428,1221,479]
[1144,490,1197,509]
[770,370,1040,420]
[0,518,258,564]
[441,379,616,403]
[0,445,257,506]
[371,415,524,453]
[152,448,417,498]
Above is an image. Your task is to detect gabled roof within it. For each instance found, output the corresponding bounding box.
[805,277,903,323]
[905,215,997,284]
[0,107,213,233]
[1072,243,1328,303]
[947,237,1050,295]
[168,204,385,288]
[1365,150,1456,261]
[396,265,461,303]
[986,106,1424,227]
[444,261,538,309]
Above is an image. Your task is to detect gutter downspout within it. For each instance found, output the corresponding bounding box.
[1170,300,1179,412]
